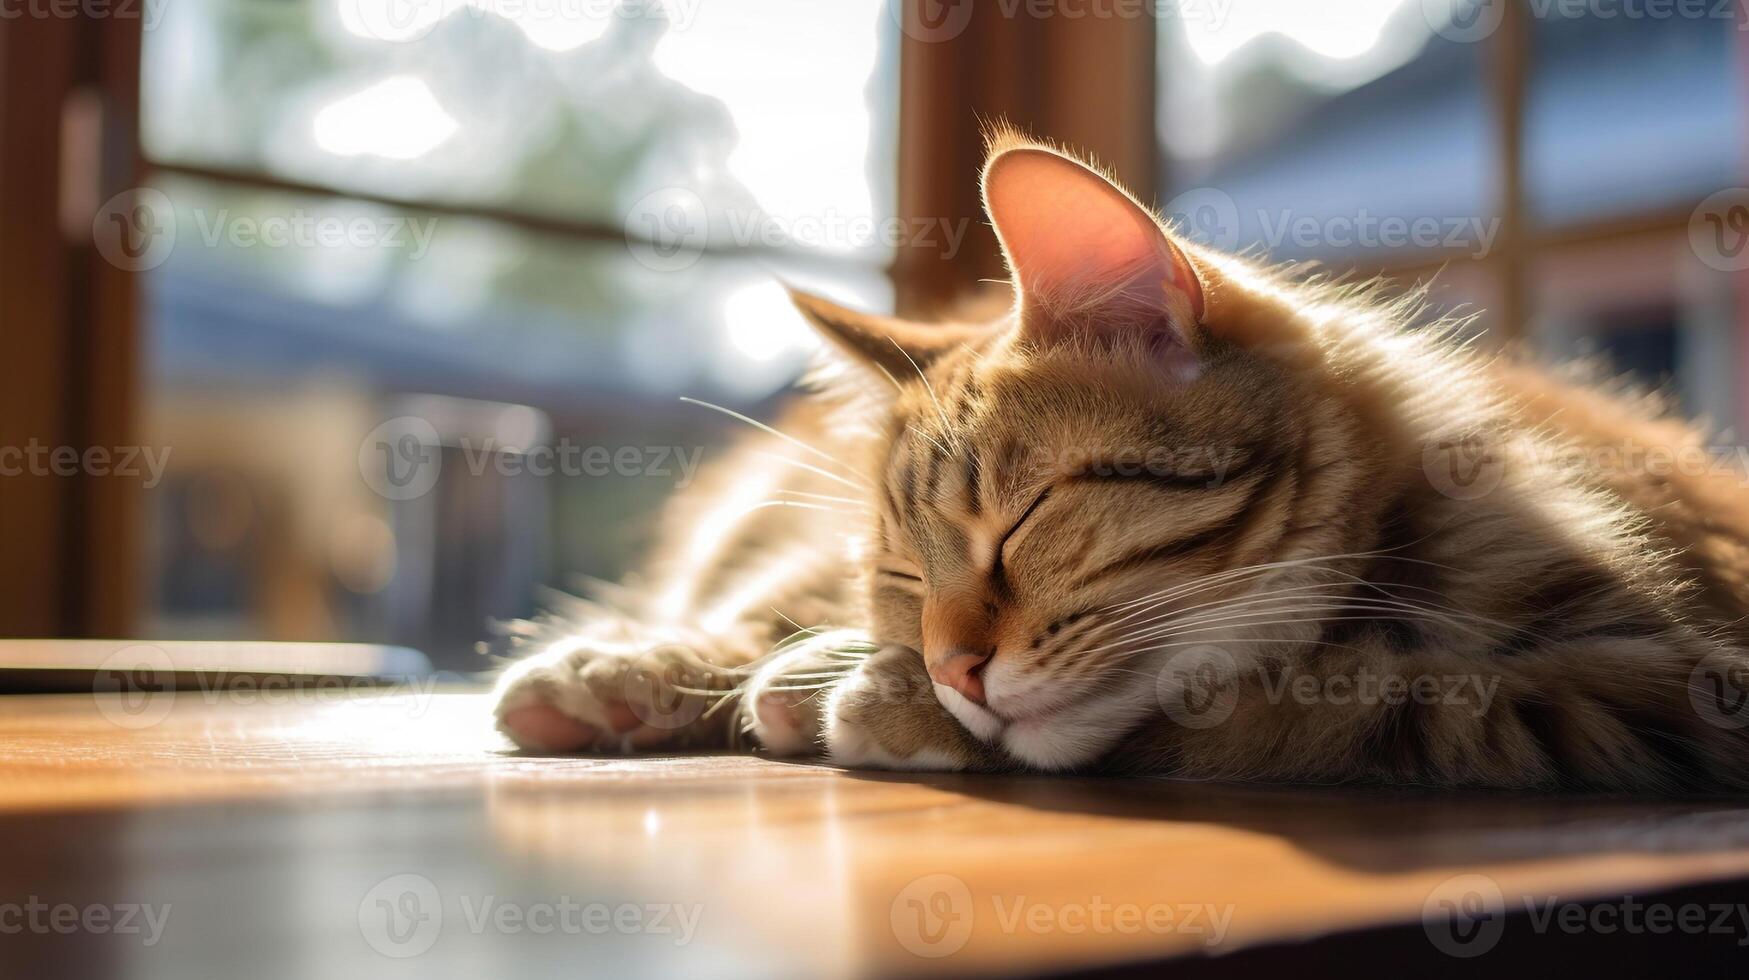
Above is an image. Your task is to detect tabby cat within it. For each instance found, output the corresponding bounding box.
[494,135,1749,793]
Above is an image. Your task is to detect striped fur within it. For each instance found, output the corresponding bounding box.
[494,137,1749,794]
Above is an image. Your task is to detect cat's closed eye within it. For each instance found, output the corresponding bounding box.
[994,486,1053,578]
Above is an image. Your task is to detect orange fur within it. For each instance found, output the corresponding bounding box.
[495,137,1749,793]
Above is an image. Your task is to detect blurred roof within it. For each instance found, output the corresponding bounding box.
[1187,15,1742,259]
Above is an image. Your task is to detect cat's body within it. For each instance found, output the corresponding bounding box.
[496,137,1749,793]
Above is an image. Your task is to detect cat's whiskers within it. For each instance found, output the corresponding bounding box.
[1103,609,1484,665]
[868,363,950,457]
[682,396,872,488]
[1098,548,1474,641]
[1108,580,1506,648]
[889,337,962,451]
[1119,577,1546,654]
[737,500,851,518]
[1075,590,1505,664]
[770,489,864,506]
[1108,547,1464,618]
[1099,556,1371,632]
[754,452,870,492]
[1121,590,1499,643]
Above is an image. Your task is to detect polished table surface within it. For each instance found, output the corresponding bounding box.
[5,689,1749,978]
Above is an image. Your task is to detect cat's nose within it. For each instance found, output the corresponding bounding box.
[928,649,990,705]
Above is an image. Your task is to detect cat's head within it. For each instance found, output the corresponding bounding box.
[791,139,1380,769]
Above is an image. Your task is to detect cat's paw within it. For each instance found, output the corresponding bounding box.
[823,645,996,772]
[738,634,842,756]
[738,630,873,757]
[494,626,734,754]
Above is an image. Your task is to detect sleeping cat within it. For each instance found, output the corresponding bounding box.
[494,134,1749,793]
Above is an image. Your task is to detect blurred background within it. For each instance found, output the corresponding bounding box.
[1,0,1743,673]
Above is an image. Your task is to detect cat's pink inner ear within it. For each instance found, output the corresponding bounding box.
[983,147,1203,337]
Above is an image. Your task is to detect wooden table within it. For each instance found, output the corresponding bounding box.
[5,688,1749,978]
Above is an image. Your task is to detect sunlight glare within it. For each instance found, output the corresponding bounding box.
[1183,0,1411,65]
[651,0,883,244]
[312,76,458,160]
[339,0,620,51]
[724,282,819,364]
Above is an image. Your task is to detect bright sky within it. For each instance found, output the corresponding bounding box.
[1180,0,1414,65]
[311,75,458,159]
[333,0,882,232]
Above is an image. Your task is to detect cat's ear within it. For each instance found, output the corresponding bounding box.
[786,287,983,377]
[983,146,1205,354]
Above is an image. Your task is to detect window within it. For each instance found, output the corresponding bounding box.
[1159,1,1746,431]
[135,0,899,664]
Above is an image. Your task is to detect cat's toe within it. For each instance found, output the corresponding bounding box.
[742,631,869,756]
[823,652,978,772]
[500,703,600,753]
[492,633,725,753]
[750,690,819,756]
